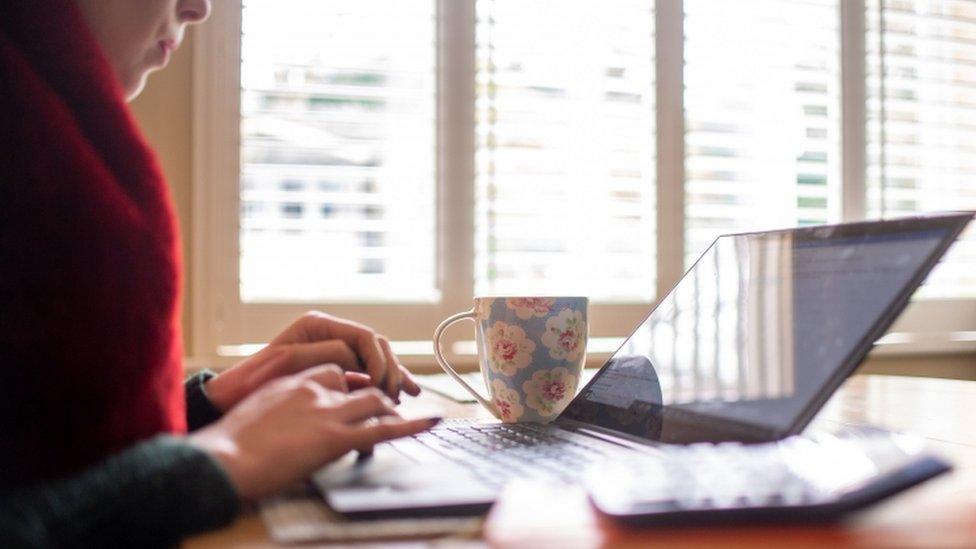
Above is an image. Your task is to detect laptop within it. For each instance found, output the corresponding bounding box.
[314,212,973,520]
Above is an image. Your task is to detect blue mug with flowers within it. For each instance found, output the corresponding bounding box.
[433,296,588,423]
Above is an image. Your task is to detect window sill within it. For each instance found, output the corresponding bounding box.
[187,332,976,377]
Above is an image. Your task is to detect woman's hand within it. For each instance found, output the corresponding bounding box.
[188,364,438,502]
[205,311,421,411]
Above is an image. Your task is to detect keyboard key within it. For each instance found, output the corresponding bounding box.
[413,423,620,485]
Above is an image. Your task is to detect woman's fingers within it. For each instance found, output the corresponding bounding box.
[269,312,423,399]
[331,389,400,424]
[190,366,441,503]
[365,337,389,392]
[342,416,441,449]
[344,371,373,390]
[347,368,419,398]
[350,329,388,390]
[399,365,421,396]
[282,340,359,373]
[377,336,400,398]
[278,312,392,392]
[296,364,348,393]
[270,311,333,345]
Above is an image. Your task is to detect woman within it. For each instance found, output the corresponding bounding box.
[0,0,436,545]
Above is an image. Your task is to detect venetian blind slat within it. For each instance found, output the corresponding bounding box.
[683,0,842,266]
[867,0,976,297]
[239,0,437,302]
[473,0,657,301]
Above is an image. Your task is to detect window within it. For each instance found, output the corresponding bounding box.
[474,0,657,300]
[866,0,976,298]
[193,0,975,361]
[239,0,437,303]
[683,0,841,264]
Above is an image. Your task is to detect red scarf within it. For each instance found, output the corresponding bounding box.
[0,0,185,487]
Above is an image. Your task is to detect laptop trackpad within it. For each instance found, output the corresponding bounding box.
[312,445,497,518]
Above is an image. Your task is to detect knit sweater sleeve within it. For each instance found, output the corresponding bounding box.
[0,436,240,548]
[185,370,224,431]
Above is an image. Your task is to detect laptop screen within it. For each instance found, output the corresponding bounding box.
[559,214,971,444]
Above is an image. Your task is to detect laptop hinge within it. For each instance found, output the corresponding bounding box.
[554,418,657,450]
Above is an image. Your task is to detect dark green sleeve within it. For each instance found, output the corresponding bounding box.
[0,435,241,548]
[185,369,224,431]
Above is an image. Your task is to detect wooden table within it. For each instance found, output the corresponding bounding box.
[185,374,976,548]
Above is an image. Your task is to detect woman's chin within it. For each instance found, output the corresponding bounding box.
[124,73,150,102]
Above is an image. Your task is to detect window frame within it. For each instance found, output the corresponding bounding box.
[191,0,975,364]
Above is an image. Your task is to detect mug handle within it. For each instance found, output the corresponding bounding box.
[433,310,498,417]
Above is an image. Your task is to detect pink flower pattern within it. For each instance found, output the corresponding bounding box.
[490,378,524,422]
[522,367,577,418]
[505,297,555,320]
[485,321,535,375]
[541,308,586,362]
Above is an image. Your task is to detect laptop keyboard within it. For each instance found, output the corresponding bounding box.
[411,423,819,504]
[596,441,822,510]
[388,422,944,521]
[409,423,619,487]
[408,423,856,509]
[583,428,942,516]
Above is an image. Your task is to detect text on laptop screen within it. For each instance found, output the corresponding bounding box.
[561,223,955,443]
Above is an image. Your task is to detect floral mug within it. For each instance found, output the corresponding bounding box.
[433,296,588,423]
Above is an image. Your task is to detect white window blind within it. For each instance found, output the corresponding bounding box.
[866,0,976,297]
[473,0,657,301]
[192,0,976,353]
[683,0,842,266]
[239,0,437,302]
